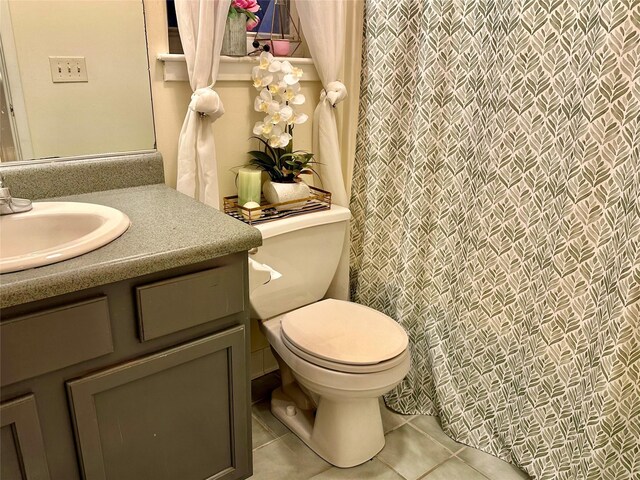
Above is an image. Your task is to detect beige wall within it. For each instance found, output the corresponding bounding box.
[144,0,321,198]
[7,0,155,159]
[143,0,363,376]
[144,0,323,378]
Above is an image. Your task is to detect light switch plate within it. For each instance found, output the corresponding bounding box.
[49,56,88,83]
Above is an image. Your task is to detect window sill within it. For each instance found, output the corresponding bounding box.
[156,54,319,82]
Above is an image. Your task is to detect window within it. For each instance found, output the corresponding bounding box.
[166,0,301,56]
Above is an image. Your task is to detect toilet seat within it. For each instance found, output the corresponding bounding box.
[282,334,410,373]
[280,299,409,373]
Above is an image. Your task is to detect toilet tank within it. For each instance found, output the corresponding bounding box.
[249,205,351,320]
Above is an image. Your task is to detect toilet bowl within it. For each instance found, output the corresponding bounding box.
[249,206,410,467]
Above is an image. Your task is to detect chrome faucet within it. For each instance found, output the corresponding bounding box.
[0,172,32,215]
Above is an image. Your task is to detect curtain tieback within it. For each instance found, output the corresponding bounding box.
[189,87,225,121]
[320,81,348,107]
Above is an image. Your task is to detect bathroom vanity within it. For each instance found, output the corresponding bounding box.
[0,157,262,480]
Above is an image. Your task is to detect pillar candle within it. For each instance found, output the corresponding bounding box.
[238,167,262,206]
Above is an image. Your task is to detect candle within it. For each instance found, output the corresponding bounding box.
[237,167,262,206]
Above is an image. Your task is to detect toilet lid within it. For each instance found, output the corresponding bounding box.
[280,299,409,366]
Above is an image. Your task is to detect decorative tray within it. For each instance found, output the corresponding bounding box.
[223,186,332,225]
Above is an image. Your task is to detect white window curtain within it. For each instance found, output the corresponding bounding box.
[294,0,348,207]
[175,0,231,208]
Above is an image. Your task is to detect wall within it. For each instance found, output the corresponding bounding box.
[144,0,321,378]
[144,0,321,197]
[144,0,364,378]
[6,0,155,159]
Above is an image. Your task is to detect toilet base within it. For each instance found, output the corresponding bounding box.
[270,387,386,468]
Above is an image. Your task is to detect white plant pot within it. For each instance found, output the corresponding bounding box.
[263,180,310,211]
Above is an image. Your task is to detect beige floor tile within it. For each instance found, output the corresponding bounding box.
[248,433,331,480]
[251,398,290,438]
[380,398,413,433]
[310,458,404,479]
[252,416,275,450]
[458,447,530,480]
[421,457,490,480]
[377,424,452,480]
[410,416,465,453]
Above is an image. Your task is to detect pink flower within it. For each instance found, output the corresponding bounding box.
[246,16,260,31]
[232,0,260,13]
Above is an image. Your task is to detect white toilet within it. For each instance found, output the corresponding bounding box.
[248,205,411,468]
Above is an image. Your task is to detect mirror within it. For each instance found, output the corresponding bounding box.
[0,0,156,163]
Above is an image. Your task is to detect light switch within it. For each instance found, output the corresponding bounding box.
[49,56,88,83]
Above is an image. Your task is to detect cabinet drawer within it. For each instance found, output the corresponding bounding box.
[1,297,113,387]
[136,263,244,341]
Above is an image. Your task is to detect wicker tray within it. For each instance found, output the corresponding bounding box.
[223,186,332,225]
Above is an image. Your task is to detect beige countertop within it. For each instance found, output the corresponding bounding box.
[0,184,262,308]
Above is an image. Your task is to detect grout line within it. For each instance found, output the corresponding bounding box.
[374,455,412,480]
[452,460,494,480]
[452,452,526,480]
[380,408,417,435]
[311,463,334,479]
[377,419,453,480]
[252,432,300,455]
[403,418,467,456]
[405,421,463,456]
[251,411,283,438]
[251,410,286,440]
[251,434,282,452]
[250,412,281,451]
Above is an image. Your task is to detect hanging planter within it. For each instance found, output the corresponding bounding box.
[253,0,302,57]
[270,39,290,57]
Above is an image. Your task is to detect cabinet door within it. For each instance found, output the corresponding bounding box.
[1,395,51,480]
[67,326,250,480]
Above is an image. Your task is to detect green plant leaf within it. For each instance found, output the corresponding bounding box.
[248,150,275,164]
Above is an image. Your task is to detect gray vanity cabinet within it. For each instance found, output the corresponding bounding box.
[67,327,248,480]
[0,253,252,480]
[0,395,50,480]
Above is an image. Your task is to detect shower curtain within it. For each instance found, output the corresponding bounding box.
[350,1,639,479]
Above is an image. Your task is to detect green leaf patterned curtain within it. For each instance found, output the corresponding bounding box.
[350,0,639,479]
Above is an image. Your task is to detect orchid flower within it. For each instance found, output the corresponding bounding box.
[267,105,293,124]
[268,60,283,73]
[287,112,308,125]
[254,89,277,113]
[268,81,287,95]
[282,83,305,105]
[252,67,273,89]
[253,120,274,136]
[267,125,292,149]
[250,53,308,156]
[281,61,303,85]
[258,51,274,70]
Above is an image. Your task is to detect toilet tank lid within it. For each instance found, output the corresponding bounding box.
[254,205,351,239]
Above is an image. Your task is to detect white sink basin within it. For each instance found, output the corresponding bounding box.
[0,202,130,274]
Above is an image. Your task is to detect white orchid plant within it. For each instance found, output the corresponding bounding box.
[248,52,315,183]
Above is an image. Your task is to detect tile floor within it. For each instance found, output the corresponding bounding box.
[249,375,530,480]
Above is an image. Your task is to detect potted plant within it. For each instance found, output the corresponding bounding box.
[222,0,261,56]
[248,51,314,210]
